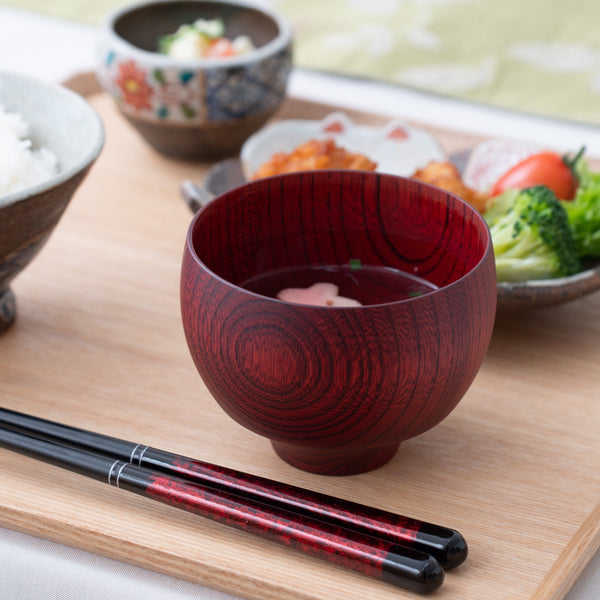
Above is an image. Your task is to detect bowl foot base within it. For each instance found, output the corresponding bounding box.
[0,288,16,334]
[271,441,400,476]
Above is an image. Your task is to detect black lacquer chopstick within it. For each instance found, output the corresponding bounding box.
[0,407,467,569]
[0,426,444,594]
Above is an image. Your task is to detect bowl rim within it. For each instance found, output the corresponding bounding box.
[0,71,105,208]
[101,0,293,69]
[185,170,495,309]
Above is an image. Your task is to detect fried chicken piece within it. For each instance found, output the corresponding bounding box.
[412,161,490,213]
[251,138,377,180]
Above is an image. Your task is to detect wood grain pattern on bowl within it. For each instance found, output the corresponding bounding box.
[181,170,497,475]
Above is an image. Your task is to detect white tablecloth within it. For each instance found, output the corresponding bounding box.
[0,5,598,599]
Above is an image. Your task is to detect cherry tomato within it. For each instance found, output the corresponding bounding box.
[490,151,578,200]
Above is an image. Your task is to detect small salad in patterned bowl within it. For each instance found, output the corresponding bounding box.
[96,0,292,159]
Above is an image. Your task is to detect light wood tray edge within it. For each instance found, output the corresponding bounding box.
[532,502,600,600]
[48,70,600,600]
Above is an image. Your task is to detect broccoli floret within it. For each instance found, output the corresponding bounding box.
[561,159,600,258]
[485,185,581,282]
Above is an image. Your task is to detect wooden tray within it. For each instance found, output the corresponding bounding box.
[0,74,598,600]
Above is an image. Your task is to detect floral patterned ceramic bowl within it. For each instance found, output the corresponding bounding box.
[96,0,293,159]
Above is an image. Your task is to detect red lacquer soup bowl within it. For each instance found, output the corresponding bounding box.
[181,170,497,475]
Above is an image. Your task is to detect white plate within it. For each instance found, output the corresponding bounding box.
[240,111,446,180]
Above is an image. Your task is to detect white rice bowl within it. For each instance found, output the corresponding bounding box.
[0,105,59,197]
[0,71,104,208]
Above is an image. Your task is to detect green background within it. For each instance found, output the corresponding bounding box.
[6,0,600,125]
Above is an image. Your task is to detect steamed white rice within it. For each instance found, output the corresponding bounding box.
[0,104,59,199]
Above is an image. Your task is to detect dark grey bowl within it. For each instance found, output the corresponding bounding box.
[496,263,600,311]
[96,0,293,160]
[0,71,104,333]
